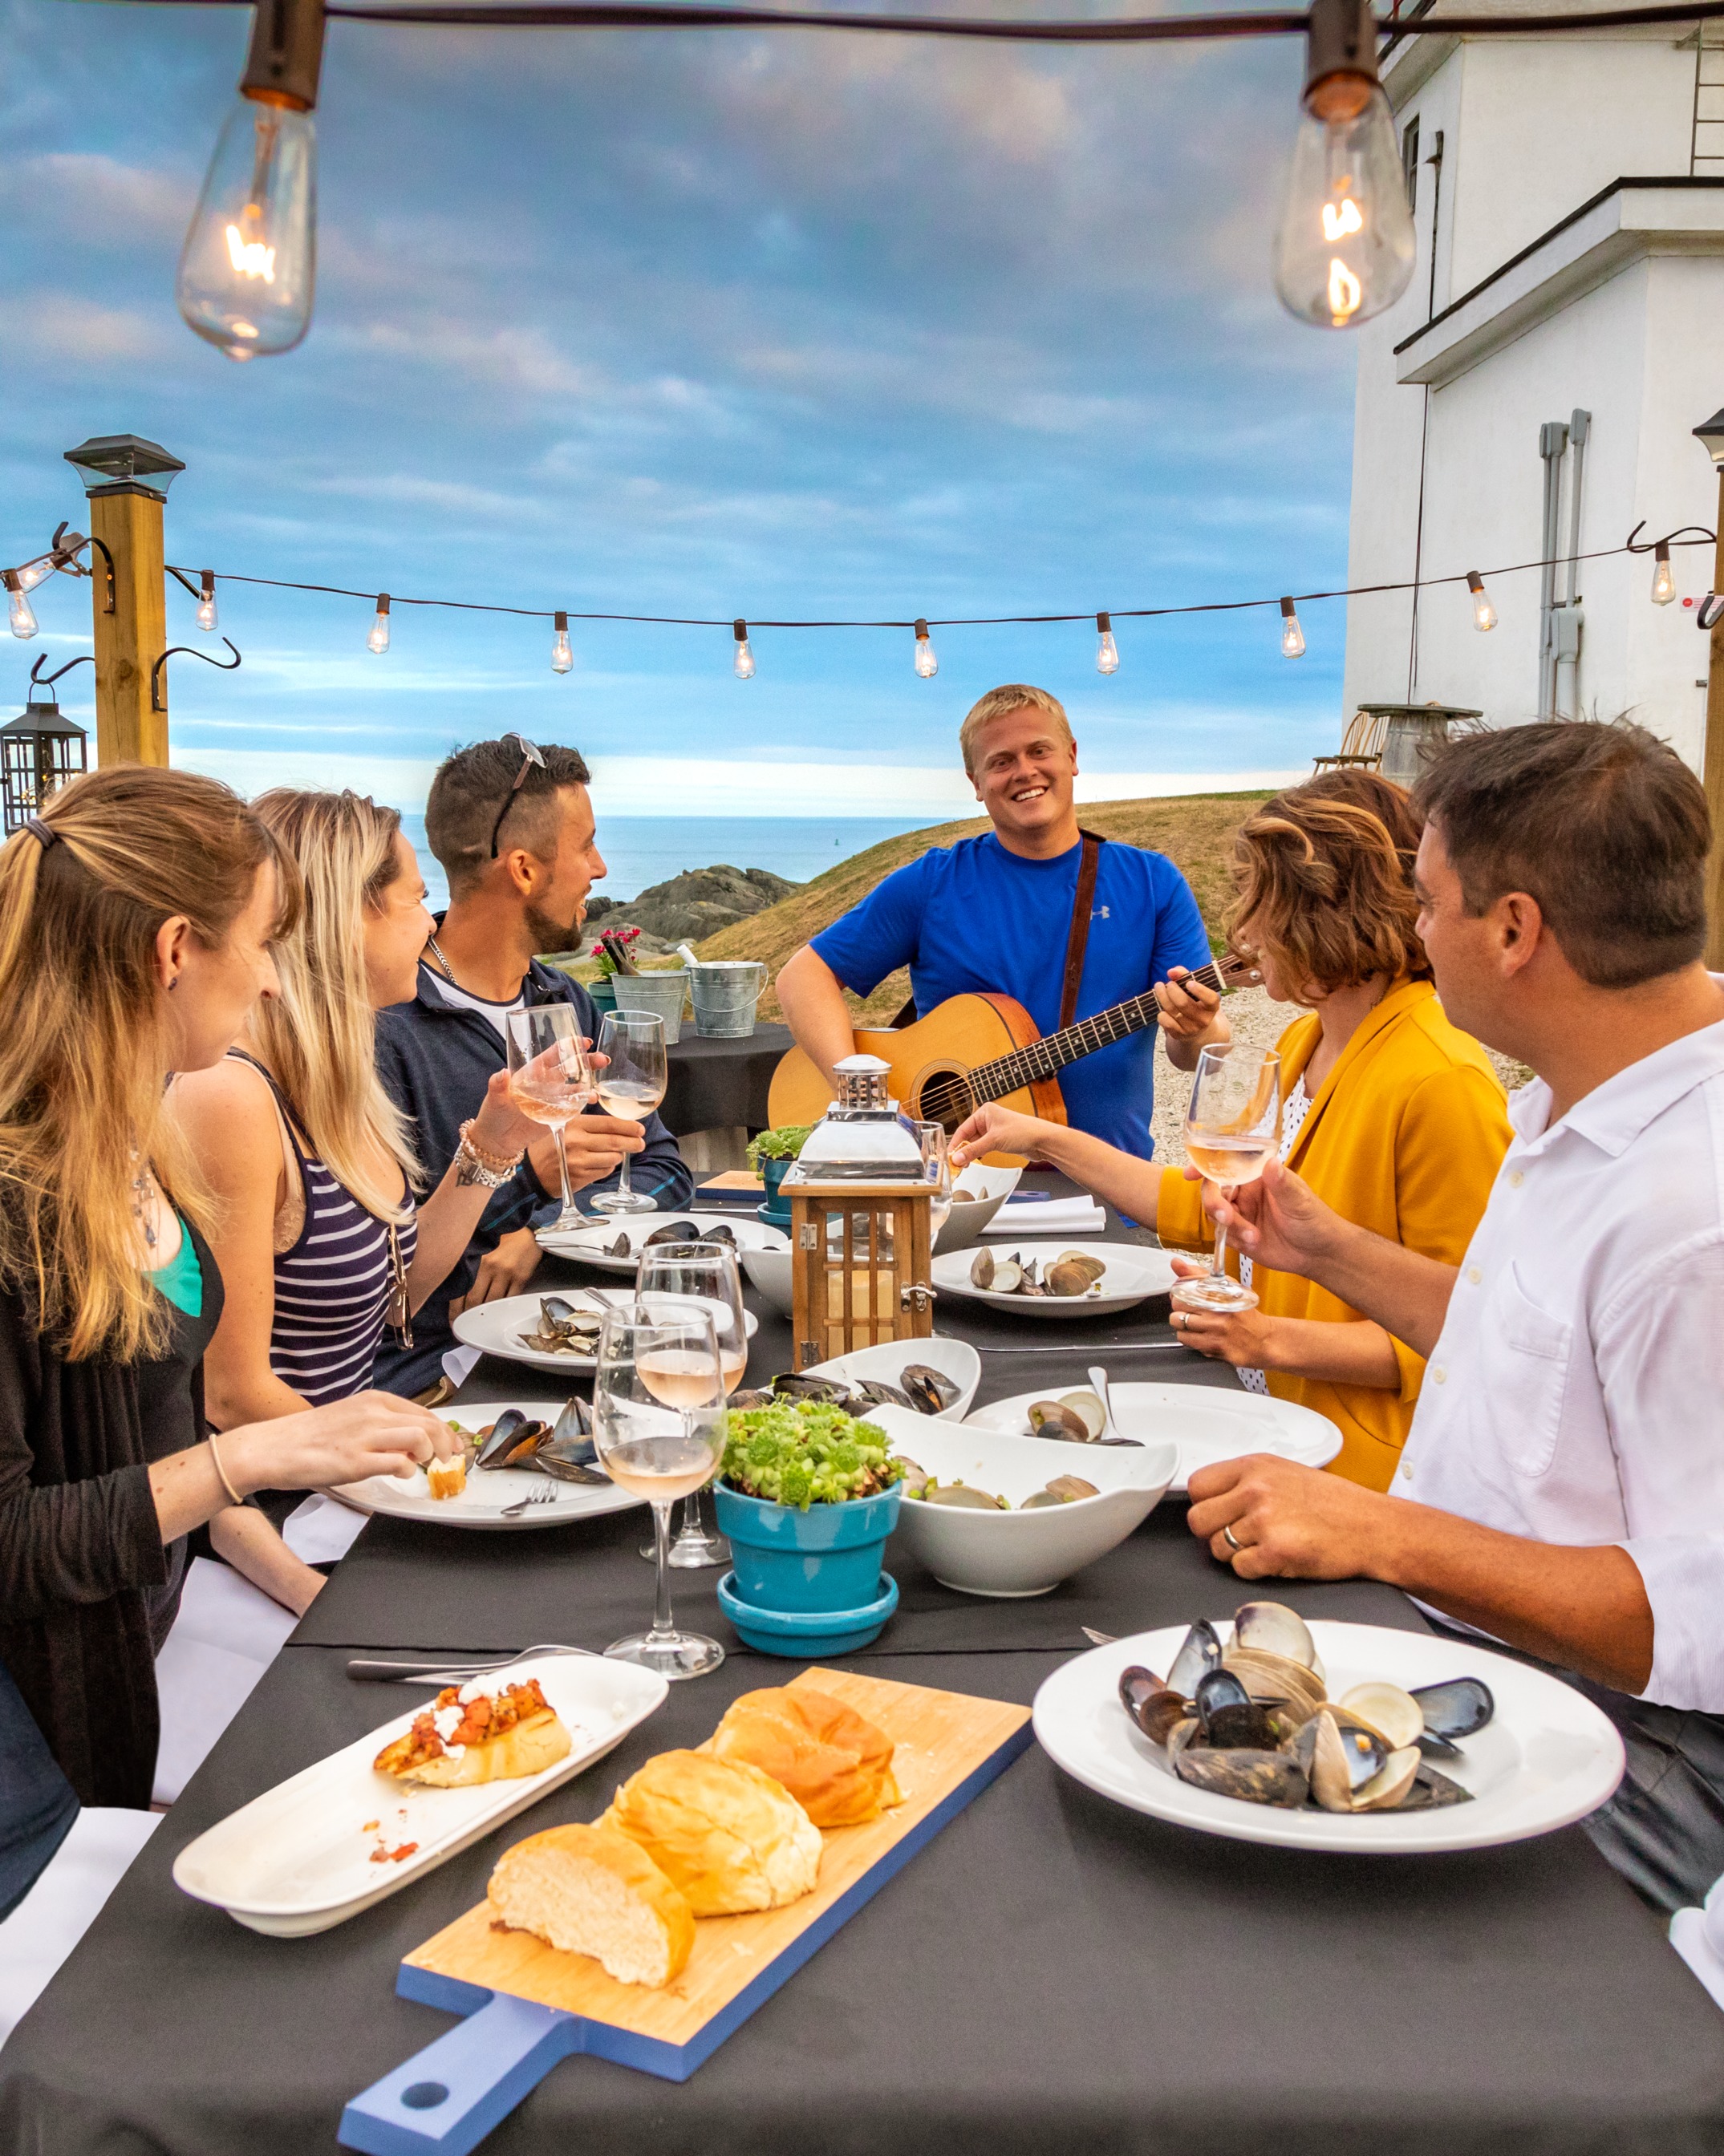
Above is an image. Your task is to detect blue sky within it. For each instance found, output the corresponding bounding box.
[1,0,1358,815]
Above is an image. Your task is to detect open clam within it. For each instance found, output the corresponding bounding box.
[922,1481,1007,1510]
[1027,1391,1105,1442]
[1231,1601,1319,1671]
[1021,1473,1100,1508]
[517,1295,603,1356]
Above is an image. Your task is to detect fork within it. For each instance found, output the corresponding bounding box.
[501,1483,559,1518]
[346,1642,595,1684]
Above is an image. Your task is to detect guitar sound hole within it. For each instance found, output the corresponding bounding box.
[914,1068,975,1135]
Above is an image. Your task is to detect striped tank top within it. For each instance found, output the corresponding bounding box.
[228,1052,420,1408]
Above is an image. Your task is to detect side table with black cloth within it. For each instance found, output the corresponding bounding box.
[659,1023,793,1138]
[374,956,694,1396]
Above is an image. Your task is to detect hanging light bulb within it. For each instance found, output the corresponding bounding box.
[14,555,55,595]
[732,618,756,679]
[1096,610,1121,675]
[2,572,38,641]
[367,594,391,654]
[196,570,219,634]
[1466,570,1497,632]
[1273,0,1416,330]
[551,610,574,674]
[914,618,939,679]
[1280,597,1305,659]
[176,0,324,360]
[1651,541,1677,606]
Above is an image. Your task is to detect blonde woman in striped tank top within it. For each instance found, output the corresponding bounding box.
[170,792,540,1453]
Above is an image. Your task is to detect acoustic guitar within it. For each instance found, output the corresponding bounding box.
[766,954,1260,1138]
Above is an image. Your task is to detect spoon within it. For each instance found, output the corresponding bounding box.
[1086,1364,1142,1445]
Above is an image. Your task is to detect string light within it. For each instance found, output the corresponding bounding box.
[913,618,939,678]
[732,618,756,679]
[1652,541,1677,606]
[1095,610,1120,675]
[551,609,574,672]
[13,556,55,595]
[1466,569,1496,631]
[1272,0,1416,330]
[1279,595,1305,659]
[2,573,38,641]
[196,571,220,633]
[367,593,391,654]
[176,0,324,359]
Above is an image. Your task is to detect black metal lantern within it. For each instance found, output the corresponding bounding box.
[2,659,91,835]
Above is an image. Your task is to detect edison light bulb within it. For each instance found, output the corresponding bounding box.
[3,573,38,640]
[732,618,756,679]
[177,95,317,360]
[552,610,573,674]
[1466,570,1497,632]
[367,594,391,654]
[1280,598,1305,659]
[914,618,939,679]
[196,573,219,633]
[14,556,53,594]
[1652,544,1676,606]
[1273,76,1416,330]
[1096,610,1120,675]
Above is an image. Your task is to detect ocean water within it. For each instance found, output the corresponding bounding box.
[400,814,927,910]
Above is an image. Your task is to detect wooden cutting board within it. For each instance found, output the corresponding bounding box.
[339,1668,1032,2156]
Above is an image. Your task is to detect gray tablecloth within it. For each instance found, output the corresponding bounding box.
[6,1643,1722,2156]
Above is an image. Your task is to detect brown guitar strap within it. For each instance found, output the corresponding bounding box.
[1057,832,1105,1032]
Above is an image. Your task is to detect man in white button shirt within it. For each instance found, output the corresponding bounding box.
[1181,719,1724,1908]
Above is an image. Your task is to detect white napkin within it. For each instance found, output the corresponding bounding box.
[442,1343,484,1389]
[982,1196,1105,1236]
[1670,1874,1724,2012]
[151,1558,301,1806]
[282,1489,371,1565]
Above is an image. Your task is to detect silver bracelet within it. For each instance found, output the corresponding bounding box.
[454,1119,524,1189]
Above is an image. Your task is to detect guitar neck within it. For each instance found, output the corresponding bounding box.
[969,958,1228,1105]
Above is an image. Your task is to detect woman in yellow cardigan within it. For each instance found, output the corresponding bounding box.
[949,772,1512,1492]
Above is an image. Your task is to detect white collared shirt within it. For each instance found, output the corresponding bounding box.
[1392,1012,1724,1711]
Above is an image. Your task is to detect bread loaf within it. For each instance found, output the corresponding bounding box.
[488,1824,695,1988]
[602,1749,821,1915]
[708,1687,901,1827]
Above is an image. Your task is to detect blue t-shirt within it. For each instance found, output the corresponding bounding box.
[811,832,1212,1161]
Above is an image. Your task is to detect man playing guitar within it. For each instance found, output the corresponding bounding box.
[776,683,1230,1160]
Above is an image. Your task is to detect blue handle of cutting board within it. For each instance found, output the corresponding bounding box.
[338,1988,582,2156]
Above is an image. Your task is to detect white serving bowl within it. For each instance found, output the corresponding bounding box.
[740,1245,795,1317]
[863,1404,1178,1599]
[933,1163,1024,1256]
[803,1335,980,1421]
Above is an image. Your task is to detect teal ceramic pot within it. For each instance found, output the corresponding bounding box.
[588,976,618,1015]
[758,1155,793,1226]
[712,1481,903,1615]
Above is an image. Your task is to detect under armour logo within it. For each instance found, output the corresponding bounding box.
[1092,905,1111,919]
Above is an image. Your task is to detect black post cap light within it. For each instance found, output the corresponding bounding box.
[63,436,186,500]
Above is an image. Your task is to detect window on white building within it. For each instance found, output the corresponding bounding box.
[1402,116,1421,213]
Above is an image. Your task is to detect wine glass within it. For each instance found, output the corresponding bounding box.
[504,1004,594,1234]
[635,1242,745,1570]
[1173,1044,1283,1315]
[914,1121,953,1241]
[588,1010,667,1218]
[591,1302,727,1680]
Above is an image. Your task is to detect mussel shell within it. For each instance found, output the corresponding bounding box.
[1169,1720,1309,1809]
[727,1388,774,1409]
[1195,1668,1274,1750]
[1118,1667,1191,1746]
[697,1223,738,1246]
[856,1379,915,1411]
[899,1363,959,1412]
[1166,1618,1224,1697]
[474,1412,550,1470]
[604,1233,632,1258]
[1288,1708,1386,1808]
[1352,1745,1422,1812]
[1231,1600,1319,1670]
[769,1372,854,1406]
[1410,1676,1495,1741]
[1399,1761,1474,1809]
[644,1220,701,1246]
[541,1295,582,1324]
[535,1453,610,1485]
[923,1482,1005,1509]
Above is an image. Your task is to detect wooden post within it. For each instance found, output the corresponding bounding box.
[63,436,185,768]
[1706,468,1724,971]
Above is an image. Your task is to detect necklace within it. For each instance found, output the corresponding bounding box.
[132,1163,158,1250]
[424,934,456,982]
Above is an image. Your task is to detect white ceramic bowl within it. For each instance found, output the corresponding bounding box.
[740,1245,795,1316]
[802,1336,980,1421]
[863,1404,1177,1599]
[933,1163,1024,1256]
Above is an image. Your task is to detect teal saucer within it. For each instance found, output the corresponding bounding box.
[714,1570,899,1657]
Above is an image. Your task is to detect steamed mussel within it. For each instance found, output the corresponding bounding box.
[517,1295,604,1357]
[642,1219,738,1250]
[1117,1602,1488,1816]
[752,1363,959,1420]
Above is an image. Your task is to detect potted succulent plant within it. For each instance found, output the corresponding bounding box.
[745,1124,813,1226]
[712,1398,907,1655]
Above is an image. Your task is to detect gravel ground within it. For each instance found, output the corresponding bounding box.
[1150,988,1528,1169]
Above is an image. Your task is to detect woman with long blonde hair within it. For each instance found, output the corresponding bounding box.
[0,768,452,1816]
[171,791,537,1440]
[951,771,1514,1489]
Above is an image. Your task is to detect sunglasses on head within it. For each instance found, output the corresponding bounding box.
[489,735,547,859]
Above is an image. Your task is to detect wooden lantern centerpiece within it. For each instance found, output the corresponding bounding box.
[781,1055,935,1371]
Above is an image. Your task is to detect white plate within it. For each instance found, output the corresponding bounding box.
[864,1404,1177,1598]
[451,1291,760,1375]
[534,1213,790,1274]
[172,1653,668,1934]
[1032,1621,1625,1854]
[932,1242,1180,1319]
[330,1400,645,1530]
[963,1381,1341,1495]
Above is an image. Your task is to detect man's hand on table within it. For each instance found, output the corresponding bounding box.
[449,1224,542,1317]
[1187,1453,1389,1579]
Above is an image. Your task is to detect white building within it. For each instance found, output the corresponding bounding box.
[1343,0,1724,770]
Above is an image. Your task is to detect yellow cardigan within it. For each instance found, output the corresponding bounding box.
[1157,979,1511,1493]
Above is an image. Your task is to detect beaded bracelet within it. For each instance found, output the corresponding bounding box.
[455,1118,525,1189]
